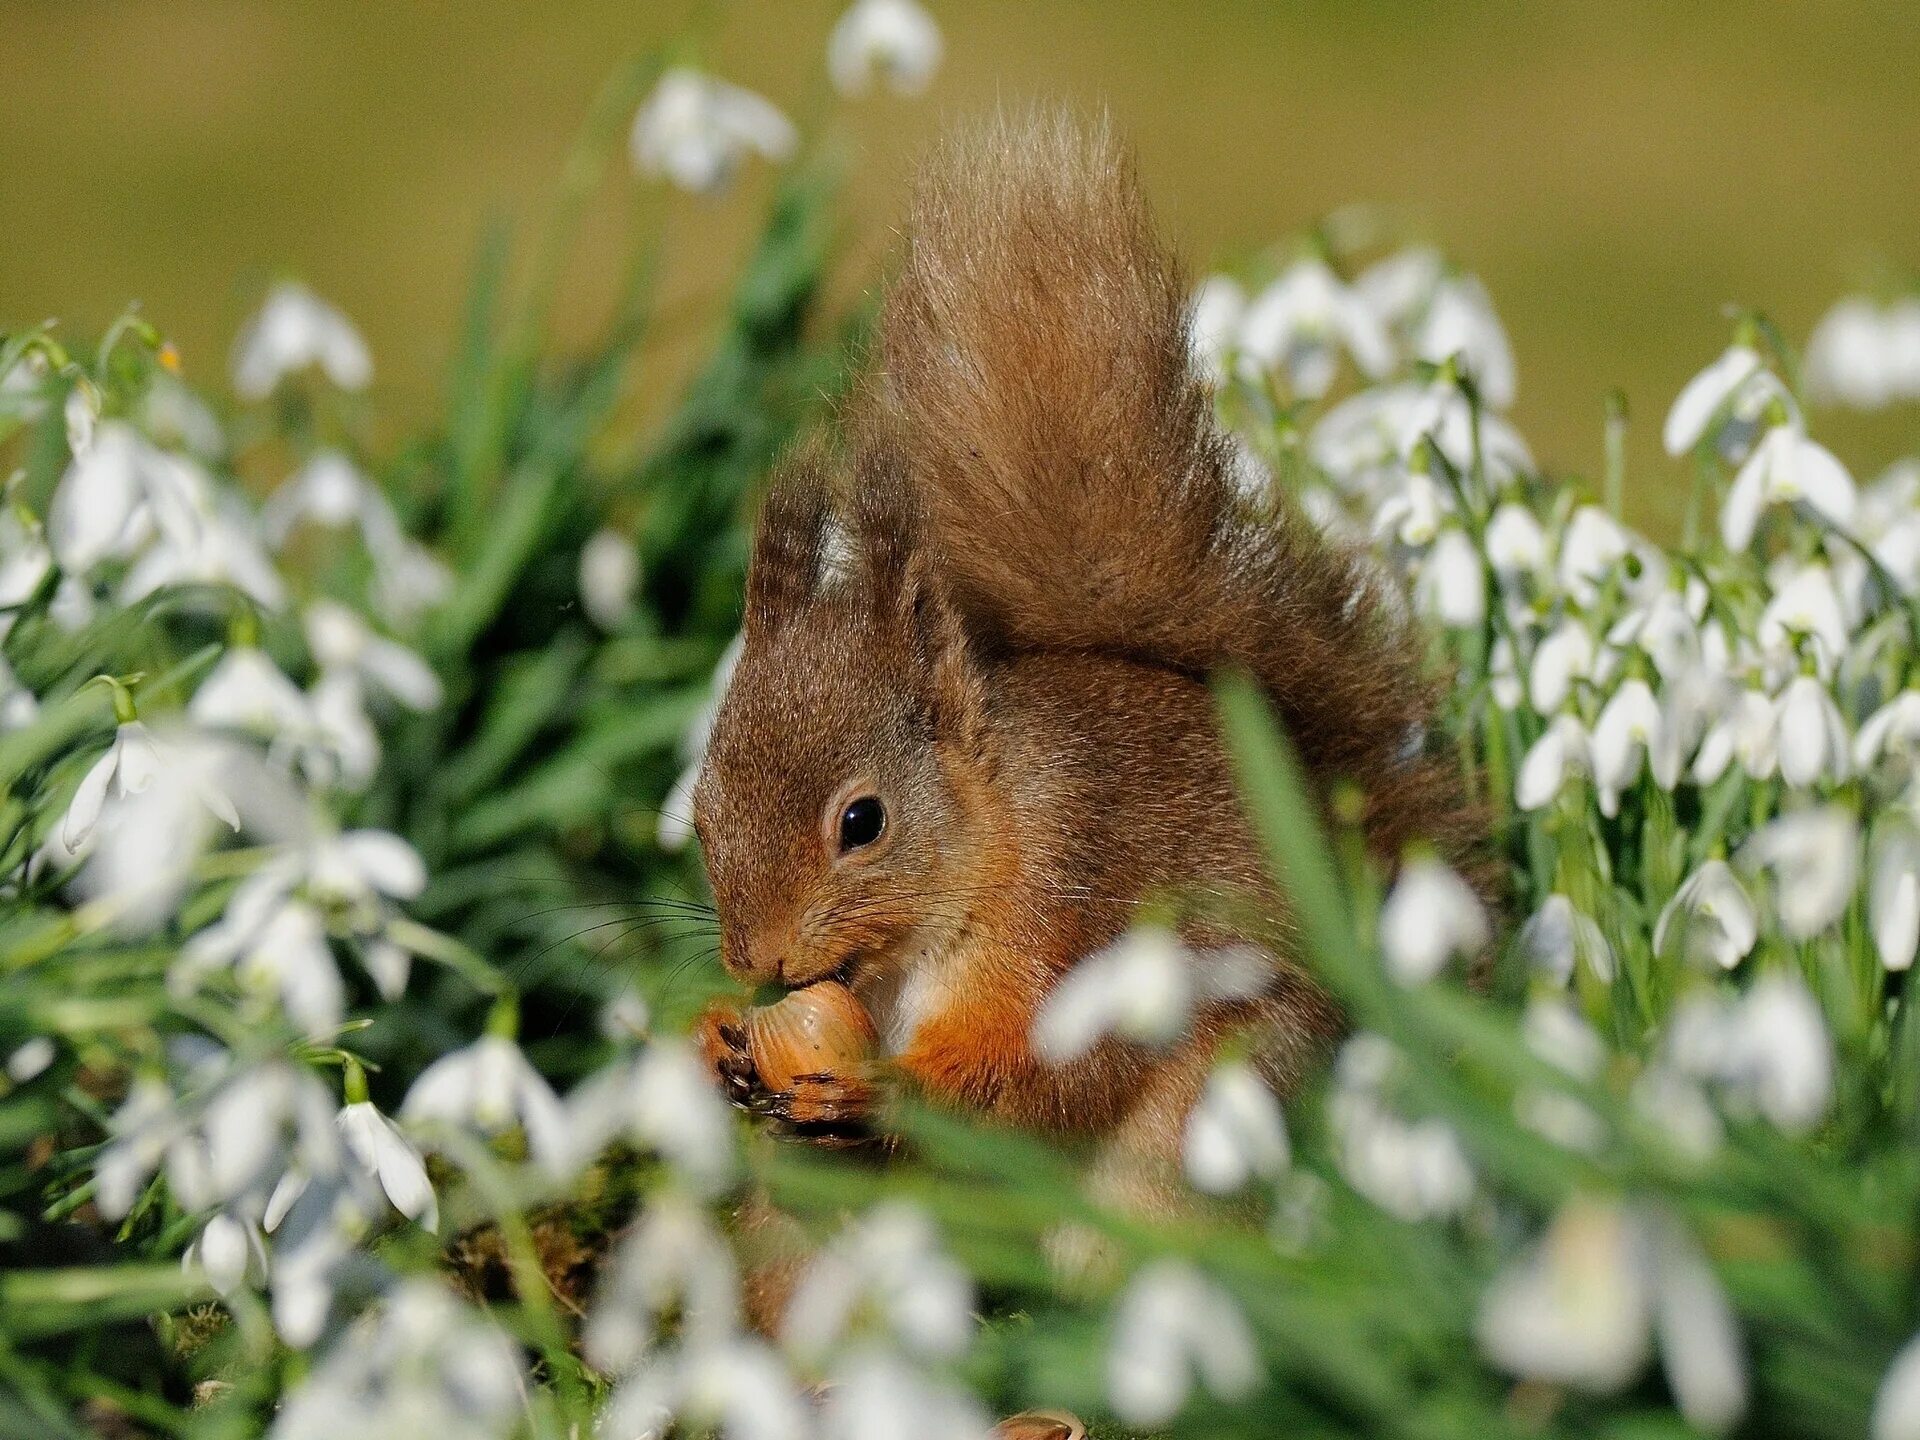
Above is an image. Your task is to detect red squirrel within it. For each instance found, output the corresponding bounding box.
[691,112,1475,1215]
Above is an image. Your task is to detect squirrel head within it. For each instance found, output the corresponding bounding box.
[692,444,992,990]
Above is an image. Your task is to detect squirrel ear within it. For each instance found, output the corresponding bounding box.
[745,446,833,635]
[901,555,991,750]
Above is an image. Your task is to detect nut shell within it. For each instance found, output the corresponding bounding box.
[744,980,877,1094]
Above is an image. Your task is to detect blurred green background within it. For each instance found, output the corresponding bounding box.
[4,0,1918,533]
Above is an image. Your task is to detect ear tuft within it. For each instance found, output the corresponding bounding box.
[745,443,834,634]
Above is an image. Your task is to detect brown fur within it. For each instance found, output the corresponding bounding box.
[692,111,1477,1205]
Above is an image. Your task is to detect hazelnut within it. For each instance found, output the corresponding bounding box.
[744,980,877,1094]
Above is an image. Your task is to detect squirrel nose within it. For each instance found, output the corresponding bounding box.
[724,929,784,986]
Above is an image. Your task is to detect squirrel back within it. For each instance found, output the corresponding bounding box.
[869,111,1458,858]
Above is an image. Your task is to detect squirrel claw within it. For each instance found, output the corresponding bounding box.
[761,1070,874,1131]
[694,1002,761,1109]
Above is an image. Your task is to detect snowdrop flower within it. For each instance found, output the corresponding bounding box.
[1720,422,1856,552]
[566,1037,735,1192]
[1654,861,1758,971]
[1372,471,1449,548]
[1871,822,1920,971]
[1591,677,1674,812]
[304,600,442,711]
[305,670,381,788]
[1183,1059,1290,1194]
[232,282,372,401]
[6,1037,55,1084]
[1239,258,1393,400]
[1327,1035,1475,1221]
[190,644,311,740]
[630,67,797,194]
[1478,1198,1648,1392]
[1516,712,1592,811]
[336,1092,437,1232]
[1874,1331,1920,1440]
[46,422,202,575]
[183,1209,268,1297]
[599,1339,808,1440]
[1394,379,1534,488]
[1190,276,1247,384]
[1528,618,1597,712]
[1774,674,1850,788]
[1558,505,1658,608]
[1720,976,1834,1131]
[1107,1260,1261,1428]
[1517,893,1613,985]
[65,720,234,851]
[368,535,453,626]
[1354,245,1444,328]
[1485,502,1546,576]
[819,1348,994,1440]
[1758,562,1849,679]
[1488,634,1522,710]
[827,0,943,97]
[1378,855,1488,983]
[260,450,385,548]
[579,527,641,631]
[1032,927,1269,1061]
[120,500,287,611]
[1807,296,1920,410]
[1691,689,1778,785]
[268,1280,522,1440]
[586,1194,740,1373]
[1741,806,1860,940]
[402,1031,572,1177]
[63,382,98,457]
[1663,344,1789,458]
[1414,527,1486,627]
[782,1201,973,1364]
[1857,690,1920,771]
[0,506,53,609]
[1412,274,1517,409]
[179,892,344,1035]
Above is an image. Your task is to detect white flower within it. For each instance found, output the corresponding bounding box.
[261,450,387,548]
[64,720,219,851]
[46,422,202,575]
[1516,997,1607,1152]
[119,500,287,611]
[586,1194,740,1373]
[1528,618,1597,712]
[566,1038,735,1192]
[1106,1260,1261,1428]
[827,0,943,97]
[1663,344,1786,457]
[1654,861,1758,971]
[1328,1035,1474,1221]
[1378,856,1488,983]
[1722,976,1835,1131]
[369,536,453,626]
[580,527,641,631]
[179,894,344,1035]
[599,1340,808,1440]
[1485,502,1546,576]
[304,600,443,711]
[1354,246,1445,328]
[1774,674,1850,788]
[1759,562,1849,678]
[630,67,797,194]
[63,382,99,457]
[1591,678,1676,813]
[1183,1060,1290,1193]
[1720,422,1856,551]
[1807,296,1920,411]
[1557,505,1652,608]
[1874,1332,1920,1440]
[190,645,312,740]
[402,1033,572,1177]
[1871,823,1920,972]
[183,1209,268,1297]
[1691,690,1778,785]
[1239,258,1393,400]
[232,282,372,400]
[819,1348,993,1440]
[1412,274,1516,410]
[1857,690,1920,771]
[781,1201,973,1364]
[1478,1198,1648,1392]
[336,1100,437,1232]
[1190,276,1247,384]
[6,1037,55,1083]
[1031,927,1269,1061]
[1741,807,1860,940]
[1517,894,1614,985]
[0,506,53,609]
[1414,528,1486,628]
[1516,713,1591,811]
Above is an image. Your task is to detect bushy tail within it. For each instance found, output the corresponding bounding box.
[868,109,1456,852]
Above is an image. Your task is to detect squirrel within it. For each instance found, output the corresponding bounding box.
[691,111,1479,1231]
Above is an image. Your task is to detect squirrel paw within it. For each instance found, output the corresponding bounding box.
[693,1001,760,1109]
[760,1070,875,1131]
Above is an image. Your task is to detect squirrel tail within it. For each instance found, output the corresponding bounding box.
[871,109,1454,848]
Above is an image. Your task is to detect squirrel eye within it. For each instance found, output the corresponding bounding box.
[837,795,886,852]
